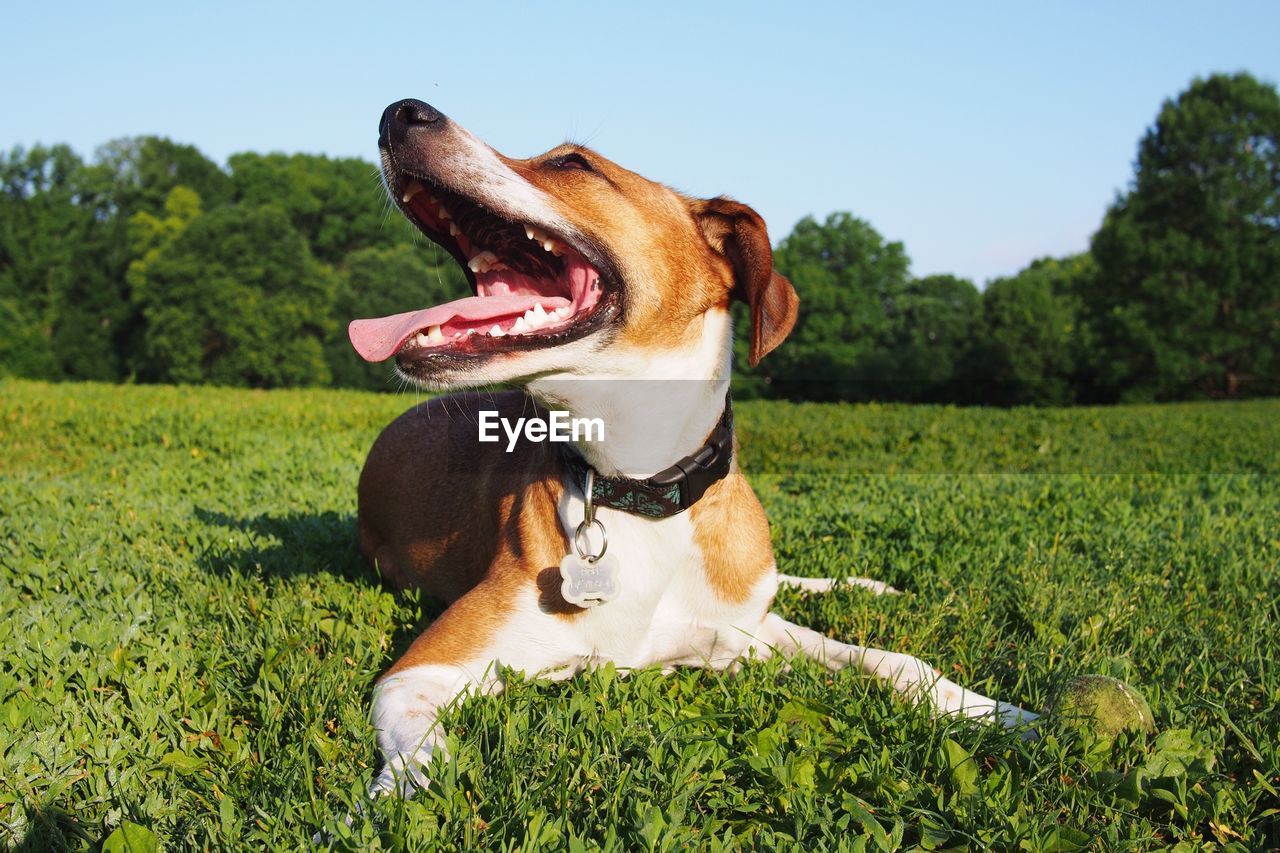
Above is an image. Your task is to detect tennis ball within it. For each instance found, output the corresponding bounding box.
[1050,675,1155,739]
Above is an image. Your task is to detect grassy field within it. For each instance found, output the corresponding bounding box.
[1,379,1277,851]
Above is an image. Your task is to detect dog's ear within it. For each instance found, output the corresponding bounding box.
[691,197,799,366]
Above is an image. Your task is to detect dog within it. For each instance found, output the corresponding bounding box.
[348,99,1036,798]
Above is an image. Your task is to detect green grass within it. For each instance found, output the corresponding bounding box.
[2,379,1277,851]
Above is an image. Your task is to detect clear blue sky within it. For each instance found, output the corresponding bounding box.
[4,1,1277,284]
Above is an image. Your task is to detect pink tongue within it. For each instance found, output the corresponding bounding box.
[348,293,569,362]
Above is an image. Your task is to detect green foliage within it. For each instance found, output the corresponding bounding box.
[89,136,233,218]
[100,822,160,853]
[228,152,416,264]
[129,205,338,387]
[0,139,420,392]
[125,185,204,287]
[1089,72,1280,401]
[0,144,127,381]
[741,218,984,405]
[877,274,981,402]
[963,255,1093,406]
[0,297,59,379]
[756,213,908,400]
[2,380,1278,849]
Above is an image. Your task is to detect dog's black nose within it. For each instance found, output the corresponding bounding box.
[379,99,444,149]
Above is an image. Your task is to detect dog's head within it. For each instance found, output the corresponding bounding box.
[349,99,798,389]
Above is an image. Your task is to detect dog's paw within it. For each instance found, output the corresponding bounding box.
[311,810,357,846]
[928,674,1040,733]
[843,576,901,596]
[367,747,437,800]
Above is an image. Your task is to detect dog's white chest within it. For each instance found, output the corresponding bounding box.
[545,496,775,671]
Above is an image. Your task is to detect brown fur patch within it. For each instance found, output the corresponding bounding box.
[689,466,777,605]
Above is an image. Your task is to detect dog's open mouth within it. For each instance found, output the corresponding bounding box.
[349,177,613,364]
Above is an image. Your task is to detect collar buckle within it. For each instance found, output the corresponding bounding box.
[646,413,733,509]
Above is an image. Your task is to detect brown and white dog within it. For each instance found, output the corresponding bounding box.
[348,99,1035,798]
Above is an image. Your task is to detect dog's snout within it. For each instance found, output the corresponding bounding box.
[380,99,444,150]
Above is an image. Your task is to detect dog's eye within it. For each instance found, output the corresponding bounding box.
[553,153,595,173]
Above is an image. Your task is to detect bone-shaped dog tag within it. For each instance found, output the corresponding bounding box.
[559,552,621,608]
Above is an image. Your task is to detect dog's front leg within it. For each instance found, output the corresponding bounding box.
[368,658,503,798]
[749,612,1037,728]
[365,584,533,799]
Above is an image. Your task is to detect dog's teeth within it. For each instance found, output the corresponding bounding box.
[437,204,451,221]
[402,180,426,203]
[521,225,566,254]
[465,328,477,337]
[512,316,529,334]
[555,305,571,318]
[523,308,545,330]
[527,225,558,250]
[453,332,462,340]
[427,325,444,343]
[488,325,505,337]
[448,222,460,236]
[532,303,548,321]
[468,250,499,273]
[415,332,429,347]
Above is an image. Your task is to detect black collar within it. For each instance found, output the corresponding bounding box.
[560,395,734,518]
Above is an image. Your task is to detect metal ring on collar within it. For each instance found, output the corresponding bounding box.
[574,517,608,562]
[576,469,606,561]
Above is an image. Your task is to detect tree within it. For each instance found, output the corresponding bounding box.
[1089,72,1280,400]
[88,136,232,218]
[0,144,128,380]
[229,153,415,265]
[962,256,1092,406]
[0,144,81,378]
[877,274,981,402]
[0,297,59,379]
[130,205,338,387]
[126,185,204,288]
[744,212,908,400]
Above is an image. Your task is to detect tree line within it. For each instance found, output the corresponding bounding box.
[2,72,1276,404]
